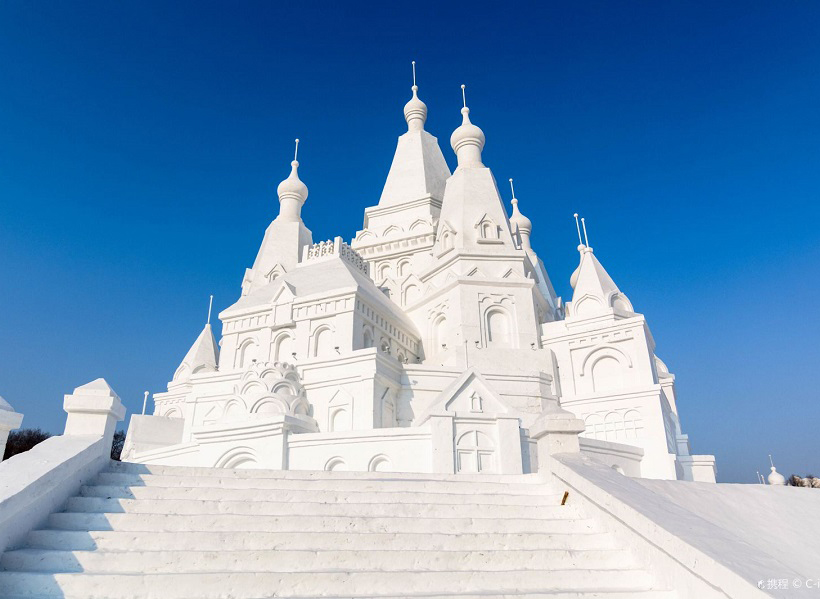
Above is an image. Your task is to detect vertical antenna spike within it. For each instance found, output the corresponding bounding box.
[769,454,775,468]
[207,295,214,325]
[461,84,467,108]
[141,391,149,415]
[581,217,589,246]
[573,213,583,246]
[411,61,416,87]
[509,178,516,199]
[294,139,300,162]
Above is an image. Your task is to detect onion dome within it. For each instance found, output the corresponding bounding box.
[509,198,532,235]
[276,140,308,222]
[404,85,427,131]
[450,85,485,169]
[508,179,533,251]
[277,160,308,204]
[768,466,786,485]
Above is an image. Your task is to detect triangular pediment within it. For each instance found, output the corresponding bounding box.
[271,281,296,304]
[266,263,287,283]
[415,369,513,424]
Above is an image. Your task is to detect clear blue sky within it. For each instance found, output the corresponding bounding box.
[1,1,818,483]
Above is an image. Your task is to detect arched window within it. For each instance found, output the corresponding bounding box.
[397,260,411,278]
[362,328,374,349]
[486,308,512,347]
[591,355,624,392]
[379,339,391,355]
[431,314,448,353]
[236,339,258,369]
[377,263,392,281]
[604,411,624,441]
[403,284,420,306]
[329,406,351,432]
[440,230,454,252]
[312,327,333,358]
[328,390,352,432]
[623,409,643,439]
[272,333,294,363]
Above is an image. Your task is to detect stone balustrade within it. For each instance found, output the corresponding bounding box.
[304,236,369,275]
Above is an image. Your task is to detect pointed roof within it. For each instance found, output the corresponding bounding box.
[433,98,516,252]
[569,245,633,318]
[74,378,119,397]
[415,368,516,424]
[173,324,219,382]
[378,83,451,207]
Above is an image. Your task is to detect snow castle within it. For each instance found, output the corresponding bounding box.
[122,77,716,483]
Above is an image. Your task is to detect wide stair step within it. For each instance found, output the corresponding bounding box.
[0,463,676,598]
[0,571,673,598]
[1,547,636,573]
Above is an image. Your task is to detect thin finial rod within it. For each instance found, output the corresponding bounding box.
[141,391,149,415]
[581,217,589,246]
[294,139,300,162]
[769,454,775,468]
[207,295,213,325]
[411,61,416,87]
[573,213,583,246]
[461,84,467,108]
[509,178,516,199]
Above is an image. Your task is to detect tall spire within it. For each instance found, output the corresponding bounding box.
[403,61,427,131]
[376,63,451,207]
[508,178,533,251]
[172,322,219,383]
[450,84,485,169]
[568,224,633,319]
[276,139,308,222]
[243,140,314,294]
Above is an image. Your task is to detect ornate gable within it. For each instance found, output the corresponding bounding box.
[416,368,513,424]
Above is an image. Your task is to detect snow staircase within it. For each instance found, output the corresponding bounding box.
[0,462,676,598]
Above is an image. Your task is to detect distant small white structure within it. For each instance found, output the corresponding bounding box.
[121,71,716,482]
[767,455,787,485]
[0,395,24,458]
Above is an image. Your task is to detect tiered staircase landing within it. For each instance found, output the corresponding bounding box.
[0,462,675,598]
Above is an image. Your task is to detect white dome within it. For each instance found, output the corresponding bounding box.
[403,86,427,130]
[450,107,485,157]
[277,161,308,204]
[768,466,786,485]
[509,198,532,235]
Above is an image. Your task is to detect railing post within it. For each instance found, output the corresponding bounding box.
[529,404,586,478]
[63,378,126,445]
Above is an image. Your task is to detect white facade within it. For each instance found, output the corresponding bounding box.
[124,80,715,481]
